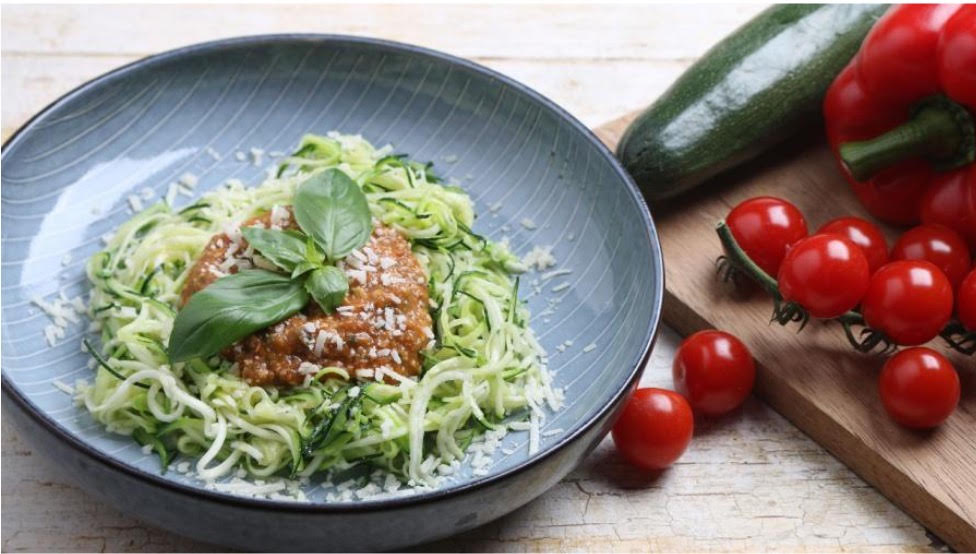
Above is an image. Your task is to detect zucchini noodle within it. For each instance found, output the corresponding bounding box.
[81,132,562,489]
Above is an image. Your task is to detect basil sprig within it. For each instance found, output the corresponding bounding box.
[167,169,372,362]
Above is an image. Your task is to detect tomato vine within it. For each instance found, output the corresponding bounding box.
[716,221,975,356]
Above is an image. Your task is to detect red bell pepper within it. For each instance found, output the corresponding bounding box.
[824,4,976,246]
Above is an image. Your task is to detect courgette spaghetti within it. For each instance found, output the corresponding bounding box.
[81,133,562,492]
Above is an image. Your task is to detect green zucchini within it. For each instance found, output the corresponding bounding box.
[617,4,888,201]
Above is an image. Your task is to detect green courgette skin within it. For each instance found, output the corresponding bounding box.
[617,4,889,201]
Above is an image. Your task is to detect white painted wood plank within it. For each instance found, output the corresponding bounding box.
[1,54,689,140]
[1,4,765,60]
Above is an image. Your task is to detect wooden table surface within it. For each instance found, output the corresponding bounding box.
[0,4,945,552]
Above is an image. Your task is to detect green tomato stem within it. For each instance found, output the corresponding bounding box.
[715,221,781,298]
[715,222,864,333]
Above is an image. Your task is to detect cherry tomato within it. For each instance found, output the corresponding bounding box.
[879,347,959,429]
[958,268,976,331]
[673,330,755,417]
[817,217,889,274]
[920,167,976,253]
[891,224,972,290]
[862,261,954,345]
[612,388,693,470]
[777,234,870,318]
[726,197,808,277]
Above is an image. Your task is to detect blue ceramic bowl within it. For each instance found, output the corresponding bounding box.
[1,35,662,551]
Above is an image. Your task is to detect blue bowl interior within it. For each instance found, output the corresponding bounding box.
[1,36,661,504]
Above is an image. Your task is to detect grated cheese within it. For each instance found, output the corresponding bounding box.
[205,146,222,161]
[522,245,556,271]
[297,362,320,376]
[540,268,572,281]
[178,172,199,188]
[165,183,179,206]
[52,379,75,395]
[356,369,375,379]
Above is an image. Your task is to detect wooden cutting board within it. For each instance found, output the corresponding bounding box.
[594,113,976,551]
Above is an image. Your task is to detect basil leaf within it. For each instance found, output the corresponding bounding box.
[291,260,319,279]
[305,236,325,265]
[241,227,308,273]
[168,269,309,362]
[294,169,372,261]
[304,266,348,313]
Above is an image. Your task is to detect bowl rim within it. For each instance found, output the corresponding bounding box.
[1,33,664,513]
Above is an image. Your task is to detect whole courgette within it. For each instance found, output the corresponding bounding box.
[617,4,889,201]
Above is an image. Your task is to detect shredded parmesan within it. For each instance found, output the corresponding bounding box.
[165,183,179,206]
[178,172,199,188]
[541,268,572,281]
[52,379,75,395]
[522,245,556,271]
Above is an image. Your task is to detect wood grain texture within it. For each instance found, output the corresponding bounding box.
[596,113,976,552]
[0,3,768,139]
[0,4,951,552]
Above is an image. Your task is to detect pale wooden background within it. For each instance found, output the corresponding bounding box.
[0,4,943,552]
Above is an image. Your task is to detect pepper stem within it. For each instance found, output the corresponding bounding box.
[839,95,975,182]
